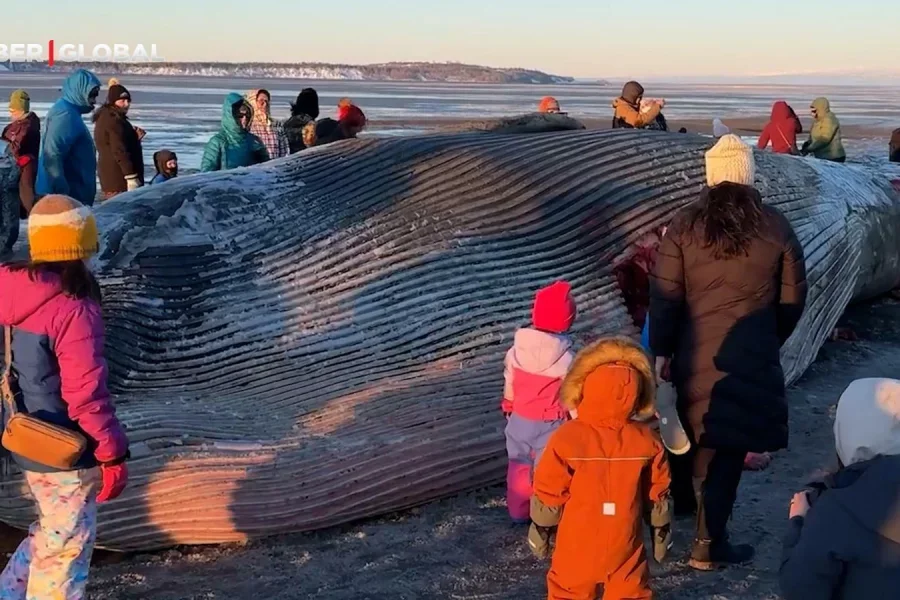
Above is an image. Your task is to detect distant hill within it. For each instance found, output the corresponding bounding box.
[2,61,577,85]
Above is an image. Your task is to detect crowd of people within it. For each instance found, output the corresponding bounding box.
[0,74,898,599]
[0,69,370,212]
[0,73,882,229]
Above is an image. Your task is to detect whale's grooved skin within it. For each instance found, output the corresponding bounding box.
[1,129,898,550]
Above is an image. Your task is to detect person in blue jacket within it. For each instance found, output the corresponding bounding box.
[36,69,101,206]
[200,93,269,172]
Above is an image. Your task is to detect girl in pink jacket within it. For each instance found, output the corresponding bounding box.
[0,195,129,599]
[502,281,577,522]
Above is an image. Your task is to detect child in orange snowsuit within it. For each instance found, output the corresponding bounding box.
[531,336,673,600]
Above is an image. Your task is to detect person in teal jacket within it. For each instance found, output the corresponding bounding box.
[801,97,846,163]
[200,93,269,172]
[36,69,101,206]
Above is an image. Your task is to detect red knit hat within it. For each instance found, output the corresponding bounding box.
[341,105,367,129]
[538,96,561,114]
[532,281,576,333]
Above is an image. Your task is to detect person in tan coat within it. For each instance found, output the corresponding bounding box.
[531,336,673,600]
[612,81,662,130]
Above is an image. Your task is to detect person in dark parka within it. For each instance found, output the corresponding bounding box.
[1,89,41,214]
[890,128,900,163]
[780,377,900,600]
[284,88,320,154]
[650,134,808,570]
[93,84,144,198]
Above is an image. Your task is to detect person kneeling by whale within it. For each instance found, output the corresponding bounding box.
[528,336,681,600]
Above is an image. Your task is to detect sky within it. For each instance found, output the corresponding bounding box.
[4,0,899,80]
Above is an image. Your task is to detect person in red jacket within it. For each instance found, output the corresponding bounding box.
[0,194,129,598]
[1,89,41,214]
[758,101,802,155]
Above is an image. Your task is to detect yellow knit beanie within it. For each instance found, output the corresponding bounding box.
[705,134,756,187]
[28,195,99,263]
[9,89,30,113]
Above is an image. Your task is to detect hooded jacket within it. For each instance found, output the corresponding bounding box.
[200,94,270,172]
[612,81,660,130]
[780,455,900,600]
[803,98,846,161]
[36,69,100,206]
[93,104,144,193]
[502,328,574,420]
[758,101,801,154]
[0,265,129,473]
[533,337,670,599]
[650,189,808,453]
[150,150,177,185]
[776,377,900,600]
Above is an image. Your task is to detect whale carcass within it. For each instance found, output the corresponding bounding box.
[0,129,899,551]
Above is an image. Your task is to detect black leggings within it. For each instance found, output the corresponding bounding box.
[694,448,746,541]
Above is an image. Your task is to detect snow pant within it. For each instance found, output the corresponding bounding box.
[693,448,746,542]
[506,414,565,521]
[18,161,36,216]
[547,543,651,600]
[0,468,101,600]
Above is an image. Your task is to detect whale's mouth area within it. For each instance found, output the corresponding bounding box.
[612,228,666,332]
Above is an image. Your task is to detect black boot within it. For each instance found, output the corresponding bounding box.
[689,538,755,571]
[690,479,755,570]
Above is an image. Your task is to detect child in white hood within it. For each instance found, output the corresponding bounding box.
[780,378,900,600]
[501,281,577,522]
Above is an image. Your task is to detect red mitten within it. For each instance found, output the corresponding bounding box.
[16,155,32,168]
[97,462,129,503]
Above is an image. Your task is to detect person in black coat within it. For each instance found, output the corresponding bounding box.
[891,128,900,163]
[650,135,808,570]
[780,378,900,600]
[93,84,145,198]
[284,88,320,154]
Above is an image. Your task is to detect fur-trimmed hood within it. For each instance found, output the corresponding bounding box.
[560,336,656,424]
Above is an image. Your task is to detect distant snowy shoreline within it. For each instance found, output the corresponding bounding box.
[0,61,580,85]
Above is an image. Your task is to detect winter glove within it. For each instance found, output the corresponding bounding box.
[97,461,129,503]
[125,176,142,192]
[800,140,811,156]
[501,398,513,418]
[528,523,553,559]
[648,494,674,563]
[529,495,562,559]
[15,155,32,168]
[134,126,146,141]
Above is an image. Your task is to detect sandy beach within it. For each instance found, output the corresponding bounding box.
[0,296,890,599]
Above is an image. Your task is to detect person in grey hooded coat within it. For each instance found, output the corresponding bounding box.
[780,377,900,600]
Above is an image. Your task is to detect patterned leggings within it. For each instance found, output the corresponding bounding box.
[0,468,101,600]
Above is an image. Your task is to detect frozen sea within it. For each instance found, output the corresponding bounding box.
[1,74,899,172]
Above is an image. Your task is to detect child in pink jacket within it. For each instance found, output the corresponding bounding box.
[0,195,129,599]
[502,281,577,522]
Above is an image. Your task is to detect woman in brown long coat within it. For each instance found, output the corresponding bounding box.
[650,135,808,570]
